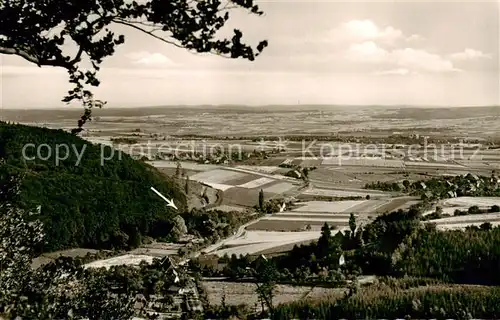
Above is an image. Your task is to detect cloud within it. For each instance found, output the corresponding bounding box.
[345,41,460,73]
[406,34,425,42]
[329,19,420,45]
[373,68,413,76]
[392,48,460,73]
[450,48,492,61]
[343,20,403,43]
[346,41,461,73]
[346,41,388,62]
[126,51,178,66]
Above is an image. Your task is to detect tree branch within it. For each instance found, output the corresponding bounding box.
[0,46,41,66]
[0,46,75,68]
[111,18,185,50]
[68,17,110,65]
[112,18,235,59]
[69,46,85,65]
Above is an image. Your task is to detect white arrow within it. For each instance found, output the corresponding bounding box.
[151,187,178,210]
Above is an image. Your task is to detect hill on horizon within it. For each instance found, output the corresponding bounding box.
[2,105,498,124]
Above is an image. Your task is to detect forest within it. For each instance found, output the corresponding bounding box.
[197,208,500,319]
[271,283,500,319]
[0,122,185,252]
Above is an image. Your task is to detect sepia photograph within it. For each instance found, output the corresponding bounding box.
[1,0,499,319]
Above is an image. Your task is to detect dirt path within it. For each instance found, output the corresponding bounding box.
[201,217,263,255]
[178,216,263,265]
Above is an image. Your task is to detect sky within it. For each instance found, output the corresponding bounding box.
[1,0,499,108]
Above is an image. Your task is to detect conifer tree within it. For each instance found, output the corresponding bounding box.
[259,189,265,211]
[185,175,190,195]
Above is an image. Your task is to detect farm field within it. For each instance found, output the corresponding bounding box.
[221,187,262,207]
[291,200,382,213]
[297,158,323,167]
[210,230,327,257]
[404,161,466,168]
[84,254,154,270]
[292,197,404,213]
[208,204,249,213]
[300,187,392,198]
[235,165,280,174]
[246,219,347,231]
[129,243,184,257]
[423,207,468,216]
[188,169,267,193]
[237,177,275,189]
[32,248,102,269]
[321,157,405,168]
[248,197,417,232]
[158,167,201,177]
[274,212,354,218]
[442,197,500,208]
[223,174,264,186]
[434,221,500,230]
[184,167,300,203]
[388,199,421,212]
[305,167,431,190]
[456,160,500,169]
[82,243,188,270]
[190,169,247,184]
[423,197,500,216]
[148,160,219,171]
[42,248,100,259]
[262,182,296,194]
[430,213,500,225]
[255,239,319,255]
[260,216,353,223]
[202,281,344,309]
[222,230,322,246]
[423,193,500,229]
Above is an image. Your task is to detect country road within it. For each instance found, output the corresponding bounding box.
[201,217,263,254]
[178,216,263,265]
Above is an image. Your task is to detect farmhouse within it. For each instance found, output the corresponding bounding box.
[133,279,203,318]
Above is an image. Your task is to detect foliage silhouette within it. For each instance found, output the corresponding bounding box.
[0,0,268,133]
